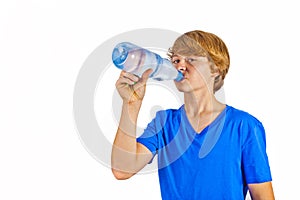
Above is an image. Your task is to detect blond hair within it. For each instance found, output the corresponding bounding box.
[168,30,230,92]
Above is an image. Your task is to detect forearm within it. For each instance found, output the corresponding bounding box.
[111,101,142,175]
[248,182,275,200]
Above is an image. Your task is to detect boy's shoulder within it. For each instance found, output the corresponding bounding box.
[226,105,263,125]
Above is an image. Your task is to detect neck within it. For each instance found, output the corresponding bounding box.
[183,90,223,117]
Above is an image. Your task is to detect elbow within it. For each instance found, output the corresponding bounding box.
[111,168,134,180]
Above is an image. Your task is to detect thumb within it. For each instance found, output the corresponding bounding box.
[140,68,153,82]
[133,69,153,90]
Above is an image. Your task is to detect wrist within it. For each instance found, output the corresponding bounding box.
[123,99,143,108]
[119,100,142,132]
[122,100,142,116]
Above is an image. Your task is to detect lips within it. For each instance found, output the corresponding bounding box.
[179,77,187,82]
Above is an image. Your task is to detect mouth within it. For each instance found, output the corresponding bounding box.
[178,77,187,82]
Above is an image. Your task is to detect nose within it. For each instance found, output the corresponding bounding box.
[177,60,187,73]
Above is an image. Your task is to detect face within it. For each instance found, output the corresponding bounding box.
[171,54,218,93]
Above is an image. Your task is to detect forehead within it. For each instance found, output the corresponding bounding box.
[171,34,209,57]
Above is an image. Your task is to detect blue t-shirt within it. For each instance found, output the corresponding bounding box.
[137,105,272,200]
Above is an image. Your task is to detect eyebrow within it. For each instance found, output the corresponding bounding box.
[171,54,181,58]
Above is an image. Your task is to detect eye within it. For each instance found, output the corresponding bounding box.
[186,58,196,63]
[172,59,180,64]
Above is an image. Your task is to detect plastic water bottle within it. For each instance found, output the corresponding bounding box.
[112,42,183,81]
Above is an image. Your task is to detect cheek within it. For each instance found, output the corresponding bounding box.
[190,67,206,80]
[190,69,214,88]
[194,65,213,78]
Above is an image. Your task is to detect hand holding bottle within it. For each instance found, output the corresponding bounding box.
[115,69,153,104]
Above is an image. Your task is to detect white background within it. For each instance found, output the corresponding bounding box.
[1,0,299,199]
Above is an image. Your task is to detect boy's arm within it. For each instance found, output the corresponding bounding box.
[248,181,275,200]
[111,70,153,180]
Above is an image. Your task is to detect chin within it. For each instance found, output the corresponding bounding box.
[175,84,193,93]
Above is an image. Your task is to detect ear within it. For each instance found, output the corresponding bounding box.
[211,71,220,79]
[214,74,221,83]
[210,63,220,78]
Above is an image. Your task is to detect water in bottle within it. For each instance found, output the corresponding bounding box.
[112,42,183,81]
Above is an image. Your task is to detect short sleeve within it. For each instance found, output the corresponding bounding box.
[136,120,158,155]
[136,110,167,156]
[242,121,272,184]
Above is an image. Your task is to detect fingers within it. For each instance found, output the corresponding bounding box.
[115,70,153,102]
[133,69,153,89]
[117,69,152,85]
[117,71,140,85]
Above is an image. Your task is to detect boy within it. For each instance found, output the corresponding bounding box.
[111,30,275,199]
